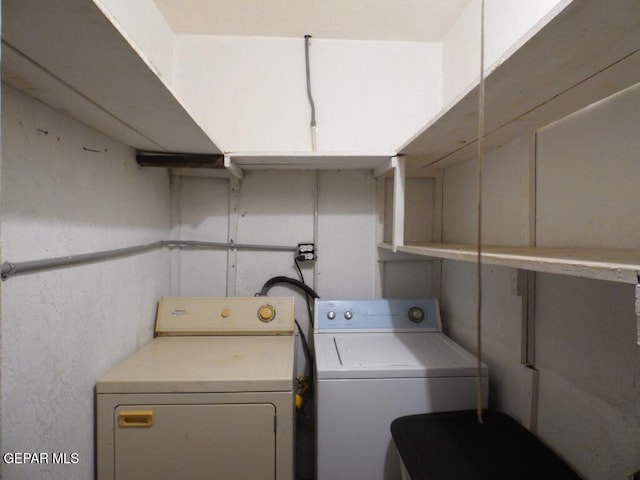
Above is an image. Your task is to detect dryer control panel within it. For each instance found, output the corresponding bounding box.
[156,296,294,336]
[314,298,442,333]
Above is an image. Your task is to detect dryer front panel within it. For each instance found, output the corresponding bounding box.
[96,391,294,480]
[114,403,275,480]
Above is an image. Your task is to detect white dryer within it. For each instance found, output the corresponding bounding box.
[314,298,488,480]
[96,296,296,480]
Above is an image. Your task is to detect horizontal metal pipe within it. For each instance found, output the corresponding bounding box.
[167,240,297,252]
[0,240,298,280]
[0,242,164,279]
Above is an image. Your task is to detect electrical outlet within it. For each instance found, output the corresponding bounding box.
[297,243,316,262]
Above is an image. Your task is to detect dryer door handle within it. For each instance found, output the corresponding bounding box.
[118,410,154,428]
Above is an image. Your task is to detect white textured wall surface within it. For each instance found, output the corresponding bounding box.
[172,35,441,152]
[535,275,639,480]
[316,170,377,298]
[0,87,171,480]
[95,0,176,82]
[536,82,640,250]
[170,174,230,297]
[441,261,530,422]
[439,84,640,479]
[443,134,531,245]
[441,133,532,422]
[384,177,435,244]
[442,0,564,106]
[171,169,413,300]
[382,177,435,298]
[533,82,640,479]
[233,171,316,297]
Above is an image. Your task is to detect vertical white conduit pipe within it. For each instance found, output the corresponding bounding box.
[476,0,486,425]
[304,34,318,151]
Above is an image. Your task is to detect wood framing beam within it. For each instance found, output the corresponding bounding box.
[136,151,225,169]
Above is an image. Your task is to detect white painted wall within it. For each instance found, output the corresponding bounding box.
[535,275,638,480]
[169,174,230,296]
[172,36,441,153]
[533,82,640,480]
[0,87,171,480]
[442,134,532,245]
[233,171,316,297]
[442,0,566,106]
[171,169,433,302]
[536,83,640,250]
[439,83,640,479]
[316,170,378,297]
[94,0,176,81]
[441,134,533,427]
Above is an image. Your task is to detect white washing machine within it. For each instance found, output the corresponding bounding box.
[96,296,296,480]
[314,298,488,480]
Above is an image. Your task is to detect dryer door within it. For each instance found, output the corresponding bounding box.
[114,403,276,480]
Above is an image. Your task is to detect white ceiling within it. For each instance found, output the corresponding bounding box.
[153,0,472,42]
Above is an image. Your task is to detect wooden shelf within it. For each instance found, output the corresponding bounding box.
[399,0,640,169]
[226,152,395,175]
[379,242,640,285]
[1,0,221,155]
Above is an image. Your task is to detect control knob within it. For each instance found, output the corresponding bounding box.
[344,311,353,320]
[258,304,276,322]
[408,306,425,323]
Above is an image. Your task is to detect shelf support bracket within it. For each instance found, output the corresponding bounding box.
[384,157,406,252]
[391,156,405,252]
[636,279,640,346]
[373,156,405,252]
[224,154,244,180]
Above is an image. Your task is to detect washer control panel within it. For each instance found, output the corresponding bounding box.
[156,296,294,336]
[314,298,441,332]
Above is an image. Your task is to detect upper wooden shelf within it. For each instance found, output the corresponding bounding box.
[379,242,640,285]
[1,0,221,155]
[226,152,395,172]
[399,0,640,169]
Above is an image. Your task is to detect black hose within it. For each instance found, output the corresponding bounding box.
[294,319,312,380]
[259,276,319,299]
[295,257,315,328]
[259,275,319,413]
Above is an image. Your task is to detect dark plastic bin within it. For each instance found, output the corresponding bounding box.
[391,410,581,480]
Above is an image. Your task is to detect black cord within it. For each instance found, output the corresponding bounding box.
[294,318,312,384]
[258,275,319,299]
[295,257,314,328]
[259,274,319,413]
[294,256,305,282]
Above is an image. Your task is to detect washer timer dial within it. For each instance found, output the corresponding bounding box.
[258,304,276,322]
[407,306,425,323]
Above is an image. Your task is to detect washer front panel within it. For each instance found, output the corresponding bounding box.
[313,298,488,480]
[314,298,441,332]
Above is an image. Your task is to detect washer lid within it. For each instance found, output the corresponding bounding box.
[96,336,295,394]
[314,332,487,379]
